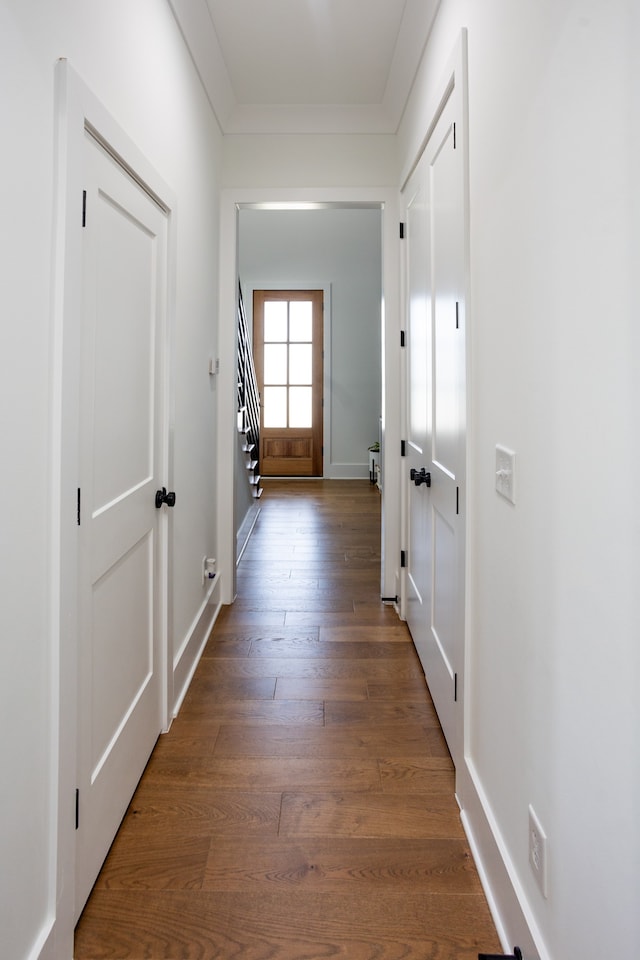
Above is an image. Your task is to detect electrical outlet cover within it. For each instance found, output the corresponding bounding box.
[528,804,548,898]
[495,444,516,504]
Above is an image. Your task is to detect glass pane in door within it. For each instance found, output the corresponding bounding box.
[264,344,288,384]
[289,343,312,385]
[264,386,287,427]
[289,386,312,427]
[289,301,313,341]
[264,301,288,341]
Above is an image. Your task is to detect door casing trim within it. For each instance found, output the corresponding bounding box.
[218,189,401,606]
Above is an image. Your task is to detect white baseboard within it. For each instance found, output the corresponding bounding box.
[458,758,551,960]
[325,463,369,479]
[31,916,57,960]
[172,575,222,717]
[237,503,261,564]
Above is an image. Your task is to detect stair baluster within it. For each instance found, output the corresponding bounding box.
[237,283,262,499]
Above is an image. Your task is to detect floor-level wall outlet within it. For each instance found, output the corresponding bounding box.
[528,804,548,898]
[201,556,217,585]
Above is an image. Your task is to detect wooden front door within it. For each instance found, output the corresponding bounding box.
[254,290,324,477]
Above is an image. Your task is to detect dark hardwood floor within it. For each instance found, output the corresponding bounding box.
[75,479,500,959]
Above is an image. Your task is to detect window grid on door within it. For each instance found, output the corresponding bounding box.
[262,299,313,429]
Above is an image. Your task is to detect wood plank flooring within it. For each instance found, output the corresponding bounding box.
[75,479,500,959]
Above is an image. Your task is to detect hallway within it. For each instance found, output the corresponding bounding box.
[75,480,500,958]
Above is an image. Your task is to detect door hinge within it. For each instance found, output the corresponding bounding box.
[455,301,460,329]
[456,486,460,515]
[75,788,80,830]
[399,222,405,239]
[453,122,457,149]
[400,330,405,347]
[82,190,87,227]
[401,440,406,457]
[400,549,407,568]
[454,673,458,702]
[77,487,81,526]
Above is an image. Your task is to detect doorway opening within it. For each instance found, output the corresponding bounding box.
[217,192,402,607]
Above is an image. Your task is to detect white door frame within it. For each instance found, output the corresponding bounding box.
[217,189,401,605]
[49,60,177,956]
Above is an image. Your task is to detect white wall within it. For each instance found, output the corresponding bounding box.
[0,1,222,956]
[399,2,640,958]
[223,134,397,188]
[6,2,635,958]
[238,208,382,477]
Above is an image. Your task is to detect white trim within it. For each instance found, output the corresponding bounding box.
[379,191,402,599]
[52,59,177,950]
[26,919,56,960]
[323,284,332,476]
[166,0,232,133]
[166,0,440,136]
[397,172,409,624]
[172,579,222,718]
[218,187,401,606]
[237,504,261,564]
[459,760,550,960]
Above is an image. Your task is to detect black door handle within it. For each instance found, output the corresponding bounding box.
[155,487,176,508]
[410,467,431,487]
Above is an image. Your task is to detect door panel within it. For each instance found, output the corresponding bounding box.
[432,123,462,478]
[405,163,432,668]
[91,533,154,772]
[403,91,465,763]
[254,290,323,476]
[432,507,456,677]
[76,131,166,919]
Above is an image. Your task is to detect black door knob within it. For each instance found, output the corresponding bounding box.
[155,487,176,508]
[410,467,431,487]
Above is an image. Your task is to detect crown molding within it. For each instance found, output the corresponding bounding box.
[168,0,440,136]
[166,0,235,133]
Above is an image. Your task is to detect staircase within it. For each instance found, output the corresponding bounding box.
[237,282,262,499]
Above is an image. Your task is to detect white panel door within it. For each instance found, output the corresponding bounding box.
[404,161,432,668]
[403,92,466,762]
[75,130,168,918]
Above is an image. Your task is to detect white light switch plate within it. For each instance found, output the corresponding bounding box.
[496,445,516,504]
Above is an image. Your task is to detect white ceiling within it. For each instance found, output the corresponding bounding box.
[168,0,440,135]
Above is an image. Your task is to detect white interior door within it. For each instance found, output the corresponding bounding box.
[405,161,432,668]
[403,91,466,763]
[75,130,168,918]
